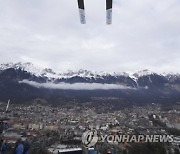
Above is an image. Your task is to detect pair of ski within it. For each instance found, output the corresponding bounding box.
[77,0,113,24]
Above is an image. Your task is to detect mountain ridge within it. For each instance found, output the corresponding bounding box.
[0,62,180,106]
[0,62,178,80]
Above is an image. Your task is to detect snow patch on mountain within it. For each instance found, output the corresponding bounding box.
[0,62,42,76]
[133,69,156,78]
[0,62,60,78]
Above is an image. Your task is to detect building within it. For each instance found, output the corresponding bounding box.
[58,148,83,154]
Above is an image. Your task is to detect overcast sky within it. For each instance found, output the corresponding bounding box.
[0,0,180,73]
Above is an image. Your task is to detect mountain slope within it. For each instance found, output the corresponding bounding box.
[0,62,180,106]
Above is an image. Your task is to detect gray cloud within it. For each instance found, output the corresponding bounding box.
[19,80,134,90]
[0,0,180,73]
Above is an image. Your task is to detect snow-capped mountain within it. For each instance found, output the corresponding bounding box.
[0,62,179,87]
[0,62,159,80]
[0,62,132,79]
[0,62,59,78]
[0,62,43,76]
[0,62,180,105]
[133,69,156,78]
